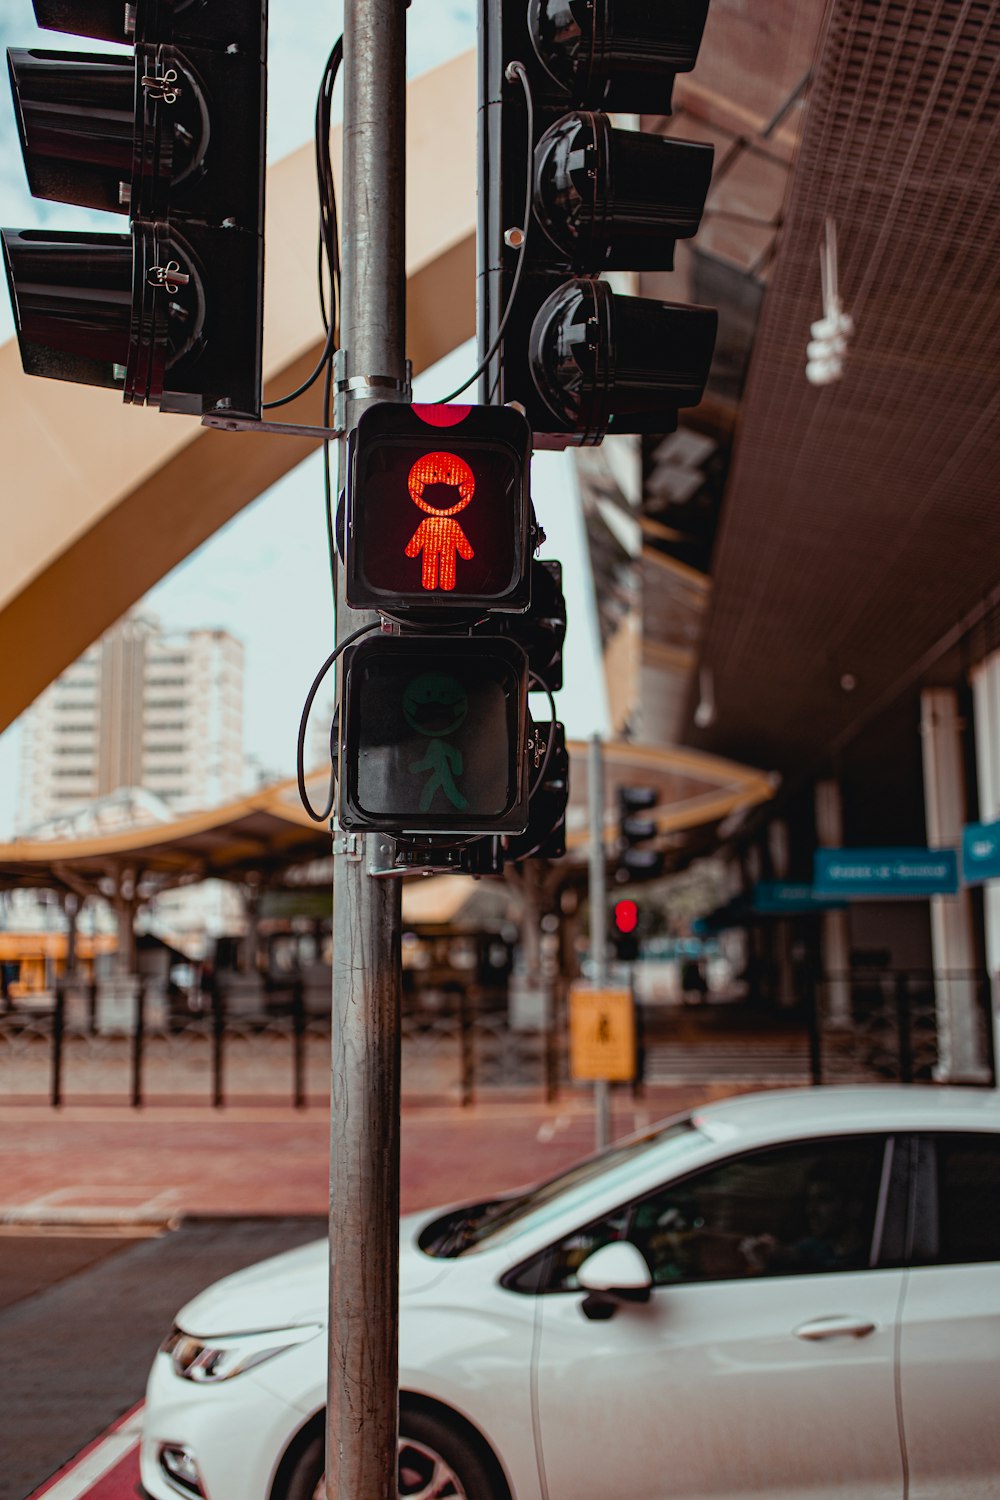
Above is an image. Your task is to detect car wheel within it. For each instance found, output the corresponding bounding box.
[275,1408,504,1500]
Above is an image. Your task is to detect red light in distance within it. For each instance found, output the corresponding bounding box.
[614,899,639,934]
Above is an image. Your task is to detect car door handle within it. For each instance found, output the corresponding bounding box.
[793,1316,877,1341]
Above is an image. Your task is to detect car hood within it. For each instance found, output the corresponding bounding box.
[176,1213,452,1337]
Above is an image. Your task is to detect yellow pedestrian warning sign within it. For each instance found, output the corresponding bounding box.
[568,985,636,1082]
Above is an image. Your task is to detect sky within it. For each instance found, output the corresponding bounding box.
[0,0,608,835]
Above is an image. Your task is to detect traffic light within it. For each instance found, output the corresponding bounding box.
[337,400,569,852]
[478,0,718,444]
[615,786,665,883]
[337,634,530,837]
[2,0,267,416]
[345,403,533,616]
[504,719,567,860]
[612,897,640,962]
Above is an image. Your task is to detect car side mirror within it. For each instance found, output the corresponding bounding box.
[576,1241,652,1319]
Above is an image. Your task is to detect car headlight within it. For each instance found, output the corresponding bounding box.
[161,1323,322,1383]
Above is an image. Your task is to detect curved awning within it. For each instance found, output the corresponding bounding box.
[0,738,774,895]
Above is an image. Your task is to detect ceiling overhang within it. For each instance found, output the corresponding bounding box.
[689,0,1000,770]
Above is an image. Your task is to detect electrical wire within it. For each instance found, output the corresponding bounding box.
[263,37,343,412]
[436,59,535,405]
[528,675,558,798]
[297,621,381,822]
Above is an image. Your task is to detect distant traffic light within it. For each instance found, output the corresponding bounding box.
[337,635,530,836]
[612,897,640,962]
[614,899,639,935]
[344,402,533,615]
[3,0,267,416]
[478,0,717,443]
[616,786,666,883]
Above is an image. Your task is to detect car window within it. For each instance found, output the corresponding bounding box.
[915,1133,1000,1266]
[423,1117,708,1258]
[511,1134,890,1293]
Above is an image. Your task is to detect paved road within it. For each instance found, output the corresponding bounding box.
[2,1218,325,1500]
[1,1086,736,1497]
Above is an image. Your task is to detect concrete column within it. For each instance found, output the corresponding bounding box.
[971,655,1000,1081]
[62,892,80,980]
[920,688,987,1081]
[815,779,852,1027]
[768,822,797,1008]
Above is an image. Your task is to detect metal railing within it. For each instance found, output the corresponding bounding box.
[0,977,561,1109]
[810,968,995,1086]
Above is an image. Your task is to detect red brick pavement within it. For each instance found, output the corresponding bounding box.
[0,1086,743,1224]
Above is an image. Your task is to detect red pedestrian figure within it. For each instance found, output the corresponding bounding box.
[405,451,475,591]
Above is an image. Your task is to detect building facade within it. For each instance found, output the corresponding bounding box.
[18,615,245,832]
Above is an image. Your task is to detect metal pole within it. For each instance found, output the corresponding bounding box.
[588,734,611,1150]
[130,979,146,1109]
[328,0,406,1493]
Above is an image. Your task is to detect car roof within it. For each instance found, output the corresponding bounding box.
[690,1084,1000,1145]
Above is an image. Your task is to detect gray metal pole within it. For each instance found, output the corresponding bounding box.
[327,0,406,1493]
[588,734,611,1150]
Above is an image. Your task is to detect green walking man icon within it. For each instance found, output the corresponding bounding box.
[403,672,470,812]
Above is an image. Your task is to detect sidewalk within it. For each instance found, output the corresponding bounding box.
[0,1085,747,1225]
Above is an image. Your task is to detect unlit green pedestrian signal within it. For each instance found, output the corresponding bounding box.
[338,636,529,835]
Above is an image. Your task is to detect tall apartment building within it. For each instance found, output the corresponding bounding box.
[18,615,245,833]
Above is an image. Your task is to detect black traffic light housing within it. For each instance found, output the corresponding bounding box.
[478,0,717,445]
[345,402,533,618]
[336,402,567,856]
[338,634,530,837]
[616,786,666,883]
[3,0,266,417]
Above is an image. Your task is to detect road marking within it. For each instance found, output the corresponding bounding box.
[1,1186,183,1228]
[26,1405,143,1500]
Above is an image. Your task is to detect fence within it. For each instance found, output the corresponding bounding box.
[0,978,562,1109]
[811,968,995,1086]
[3,969,995,1105]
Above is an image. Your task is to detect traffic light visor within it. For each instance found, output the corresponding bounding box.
[529,278,718,439]
[2,226,132,388]
[339,637,529,835]
[10,48,138,215]
[32,0,130,42]
[528,0,709,108]
[534,113,714,271]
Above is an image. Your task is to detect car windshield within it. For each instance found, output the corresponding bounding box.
[418,1116,706,1258]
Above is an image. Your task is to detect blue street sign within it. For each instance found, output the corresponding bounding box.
[815,847,959,898]
[753,882,846,914]
[962,821,1000,885]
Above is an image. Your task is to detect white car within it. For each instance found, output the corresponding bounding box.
[141,1085,1000,1500]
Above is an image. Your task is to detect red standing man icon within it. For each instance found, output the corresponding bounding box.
[405,451,475,591]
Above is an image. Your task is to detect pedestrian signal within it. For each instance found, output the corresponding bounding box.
[338,635,530,835]
[345,402,533,616]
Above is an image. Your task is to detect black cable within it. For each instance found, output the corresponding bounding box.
[263,37,343,412]
[528,675,558,799]
[437,59,534,405]
[297,621,381,822]
[262,322,338,411]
